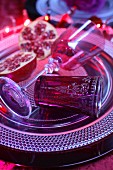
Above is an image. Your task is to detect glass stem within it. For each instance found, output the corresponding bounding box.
[23,58,61,90]
[23,69,46,90]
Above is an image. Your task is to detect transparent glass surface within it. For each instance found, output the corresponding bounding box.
[52,20,105,70]
[0,77,31,118]
[34,76,103,118]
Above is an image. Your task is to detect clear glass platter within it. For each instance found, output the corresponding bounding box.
[0,33,113,168]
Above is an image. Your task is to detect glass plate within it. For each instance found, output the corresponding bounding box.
[0,34,113,168]
[36,0,113,21]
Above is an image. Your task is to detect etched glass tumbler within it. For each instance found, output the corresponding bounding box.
[34,76,103,118]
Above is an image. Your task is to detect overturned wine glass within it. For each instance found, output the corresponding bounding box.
[0,19,105,118]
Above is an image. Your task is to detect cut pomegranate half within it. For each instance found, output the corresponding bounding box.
[0,52,36,82]
[19,20,58,60]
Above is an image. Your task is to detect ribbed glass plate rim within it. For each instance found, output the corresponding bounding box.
[0,35,113,152]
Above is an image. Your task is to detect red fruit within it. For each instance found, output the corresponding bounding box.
[0,52,36,82]
[19,20,58,60]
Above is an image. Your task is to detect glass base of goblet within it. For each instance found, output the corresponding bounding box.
[0,77,31,118]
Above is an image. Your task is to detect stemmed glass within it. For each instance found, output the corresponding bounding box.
[0,19,105,118]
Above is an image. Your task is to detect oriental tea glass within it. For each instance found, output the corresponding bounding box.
[34,75,103,117]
